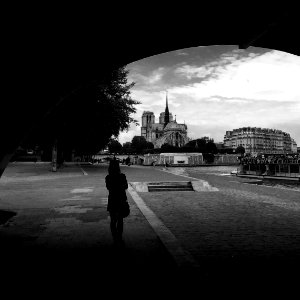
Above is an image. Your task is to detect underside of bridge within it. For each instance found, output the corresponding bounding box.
[2,5,299,176]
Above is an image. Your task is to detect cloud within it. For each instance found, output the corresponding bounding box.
[173,49,263,83]
[224,99,252,104]
[206,97,222,102]
[128,66,167,89]
[171,49,300,103]
[174,65,213,80]
[118,124,141,145]
[148,67,166,84]
[176,50,189,56]
[169,52,300,103]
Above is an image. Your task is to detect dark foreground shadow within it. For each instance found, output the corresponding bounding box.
[0,210,17,225]
[1,234,299,291]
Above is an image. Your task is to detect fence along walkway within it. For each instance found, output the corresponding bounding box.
[241,163,300,178]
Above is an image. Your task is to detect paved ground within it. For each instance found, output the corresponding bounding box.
[0,162,299,291]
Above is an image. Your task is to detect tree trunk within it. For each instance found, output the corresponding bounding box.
[0,152,15,178]
[52,141,57,172]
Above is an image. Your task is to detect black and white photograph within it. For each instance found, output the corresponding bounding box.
[1,4,299,296]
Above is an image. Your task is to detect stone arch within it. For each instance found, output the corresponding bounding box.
[1,8,300,177]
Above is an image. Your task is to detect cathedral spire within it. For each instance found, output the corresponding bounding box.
[164,91,170,127]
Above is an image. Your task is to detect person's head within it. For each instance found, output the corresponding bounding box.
[108,158,121,175]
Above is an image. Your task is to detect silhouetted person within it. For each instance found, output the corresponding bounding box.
[105,158,128,244]
[125,156,131,166]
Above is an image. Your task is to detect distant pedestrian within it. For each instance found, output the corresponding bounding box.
[105,158,129,245]
[125,156,131,166]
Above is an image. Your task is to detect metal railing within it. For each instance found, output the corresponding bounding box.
[241,163,300,178]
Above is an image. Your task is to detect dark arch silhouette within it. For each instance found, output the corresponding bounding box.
[1,6,299,177]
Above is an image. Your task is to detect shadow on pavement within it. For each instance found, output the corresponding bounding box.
[0,210,17,225]
[1,234,299,286]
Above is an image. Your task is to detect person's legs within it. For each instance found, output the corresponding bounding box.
[109,212,118,239]
[116,216,123,239]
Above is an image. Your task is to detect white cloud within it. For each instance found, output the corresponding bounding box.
[176,50,189,56]
[206,97,222,102]
[148,67,166,84]
[117,124,140,145]
[174,65,212,79]
[224,99,252,104]
[171,50,300,103]
[128,67,166,86]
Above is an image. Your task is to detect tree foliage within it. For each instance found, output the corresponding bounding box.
[185,138,217,153]
[235,146,246,154]
[144,142,154,152]
[217,148,234,154]
[21,66,139,159]
[160,143,178,153]
[205,141,218,154]
[131,136,149,154]
[121,142,133,154]
[108,139,122,154]
[122,142,132,150]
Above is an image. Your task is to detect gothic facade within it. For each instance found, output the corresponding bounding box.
[141,93,189,148]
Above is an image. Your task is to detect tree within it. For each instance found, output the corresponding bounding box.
[20,66,140,162]
[235,146,245,155]
[146,142,154,149]
[160,143,178,153]
[203,153,215,163]
[185,138,217,153]
[218,147,234,154]
[186,139,205,152]
[205,141,218,154]
[122,142,132,154]
[123,142,132,149]
[131,136,148,154]
[142,142,154,154]
[108,140,122,154]
[195,138,208,152]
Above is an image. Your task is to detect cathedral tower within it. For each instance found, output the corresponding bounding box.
[141,111,155,141]
[164,91,170,127]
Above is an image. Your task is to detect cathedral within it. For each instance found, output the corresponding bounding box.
[141,93,189,148]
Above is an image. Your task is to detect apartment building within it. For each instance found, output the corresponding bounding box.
[224,127,297,155]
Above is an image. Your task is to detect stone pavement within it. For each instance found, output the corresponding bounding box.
[0,163,190,290]
[0,162,299,290]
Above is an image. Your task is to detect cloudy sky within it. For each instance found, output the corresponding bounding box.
[118,45,300,145]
